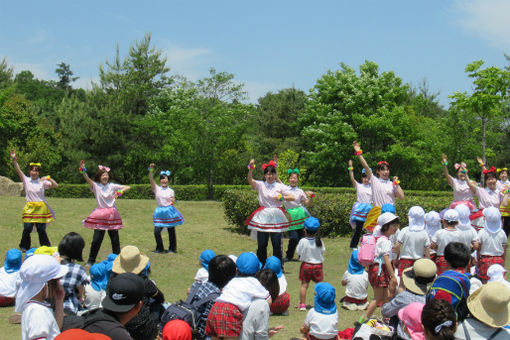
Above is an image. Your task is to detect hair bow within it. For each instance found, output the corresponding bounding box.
[261,160,277,170]
[434,320,453,334]
[377,161,389,166]
[29,162,41,167]
[160,170,171,176]
[483,166,496,174]
[497,168,507,172]
[287,168,300,175]
[98,165,110,172]
[454,162,467,170]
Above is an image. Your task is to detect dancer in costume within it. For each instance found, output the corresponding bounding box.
[465,165,503,231]
[245,159,294,265]
[353,141,404,232]
[283,168,314,262]
[148,163,184,253]
[441,154,476,211]
[496,167,509,190]
[10,150,58,251]
[348,159,373,249]
[79,160,130,265]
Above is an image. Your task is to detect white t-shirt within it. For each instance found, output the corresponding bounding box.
[342,270,369,299]
[376,235,392,259]
[21,300,60,340]
[83,284,105,311]
[297,237,325,264]
[278,274,288,295]
[451,178,473,202]
[475,187,502,209]
[240,299,269,340]
[370,177,396,206]
[254,181,290,208]
[284,186,307,209]
[194,267,209,283]
[216,277,270,312]
[154,185,174,207]
[91,182,123,208]
[478,229,507,256]
[0,267,20,297]
[457,225,480,250]
[397,227,430,259]
[304,309,338,339]
[23,175,51,202]
[431,228,462,256]
[355,182,372,204]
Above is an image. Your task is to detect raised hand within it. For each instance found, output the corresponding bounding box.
[441,153,447,164]
[9,149,16,159]
[353,140,361,152]
[348,159,353,167]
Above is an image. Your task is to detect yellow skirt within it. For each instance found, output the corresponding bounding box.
[22,202,54,224]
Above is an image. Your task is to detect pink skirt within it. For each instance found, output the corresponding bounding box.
[82,207,123,230]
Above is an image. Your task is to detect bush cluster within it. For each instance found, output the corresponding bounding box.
[221,189,454,237]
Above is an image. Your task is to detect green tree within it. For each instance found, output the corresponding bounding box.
[0,57,13,88]
[55,62,78,89]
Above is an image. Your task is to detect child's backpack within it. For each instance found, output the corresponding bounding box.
[160,283,219,337]
[427,270,471,322]
[358,234,377,267]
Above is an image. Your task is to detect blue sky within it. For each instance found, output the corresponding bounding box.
[1,0,509,105]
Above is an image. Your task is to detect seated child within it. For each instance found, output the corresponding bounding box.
[341,249,369,311]
[398,302,425,340]
[300,282,338,340]
[0,249,22,307]
[83,262,108,311]
[421,298,457,340]
[264,256,290,315]
[206,252,270,339]
[487,264,510,291]
[195,249,216,284]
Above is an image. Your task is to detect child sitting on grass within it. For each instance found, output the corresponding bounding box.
[300,282,338,340]
[341,249,368,311]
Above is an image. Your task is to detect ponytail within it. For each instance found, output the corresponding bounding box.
[305,228,322,248]
[422,299,456,340]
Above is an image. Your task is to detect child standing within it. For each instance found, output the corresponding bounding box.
[148,164,184,253]
[476,207,507,283]
[347,159,373,249]
[454,204,480,252]
[395,206,431,288]
[363,212,399,321]
[264,256,290,315]
[431,209,462,275]
[341,249,369,311]
[10,150,58,251]
[300,282,338,340]
[79,160,130,266]
[425,211,441,262]
[297,217,325,311]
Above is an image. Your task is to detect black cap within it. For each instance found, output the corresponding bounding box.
[102,273,145,313]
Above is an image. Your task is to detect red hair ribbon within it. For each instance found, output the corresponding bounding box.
[483,166,496,174]
[261,160,277,170]
[377,161,389,166]
[454,162,467,170]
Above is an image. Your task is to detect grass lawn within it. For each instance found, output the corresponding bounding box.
[1,196,509,339]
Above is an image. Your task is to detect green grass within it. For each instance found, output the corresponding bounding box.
[1,196,509,339]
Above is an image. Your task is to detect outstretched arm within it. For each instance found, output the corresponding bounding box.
[353,141,372,180]
[348,159,357,188]
[248,159,257,189]
[9,150,25,181]
[148,163,156,190]
[79,160,95,186]
[464,172,478,194]
[441,154,453,186]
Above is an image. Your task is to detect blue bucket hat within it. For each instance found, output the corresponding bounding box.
[348,249,365,275]
[381,203,396,214]
[4,249,22,273]
[199,249,216,270]
[237,252,262,275]
[264,256,282,278]
[304,216,320,231]
[314,282,337,315]
[90,262,108,291]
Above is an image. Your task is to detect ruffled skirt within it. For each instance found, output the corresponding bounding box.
[22,201,55,224]
[82,207,123,230]
[153,205,184,228]
[287,206,310,231]
[350,202,373,228]
[245,207,290,232]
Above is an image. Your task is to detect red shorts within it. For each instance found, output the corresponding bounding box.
[307,334,337,340]
[398,258,416,278]
[368,262,390,288]
[205,302,243,338]
[477,255,504,282]
[270,292,290,314]
[435,255,449,276]
[344,296,367,304]
[299,262,323,283]
[0,296,14,307]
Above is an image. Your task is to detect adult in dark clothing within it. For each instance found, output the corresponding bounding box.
[83,273,144,340]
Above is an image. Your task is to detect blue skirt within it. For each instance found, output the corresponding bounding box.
[153,206,184,228]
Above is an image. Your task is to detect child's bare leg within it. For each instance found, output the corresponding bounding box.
[364,287,385,319]
[300,281,309,305]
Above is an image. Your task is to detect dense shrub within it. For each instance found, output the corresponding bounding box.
[222,189,454,237]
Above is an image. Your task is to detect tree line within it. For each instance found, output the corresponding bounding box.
[1,33,509,196]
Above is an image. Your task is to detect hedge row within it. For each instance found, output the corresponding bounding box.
[222,189,454,237]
